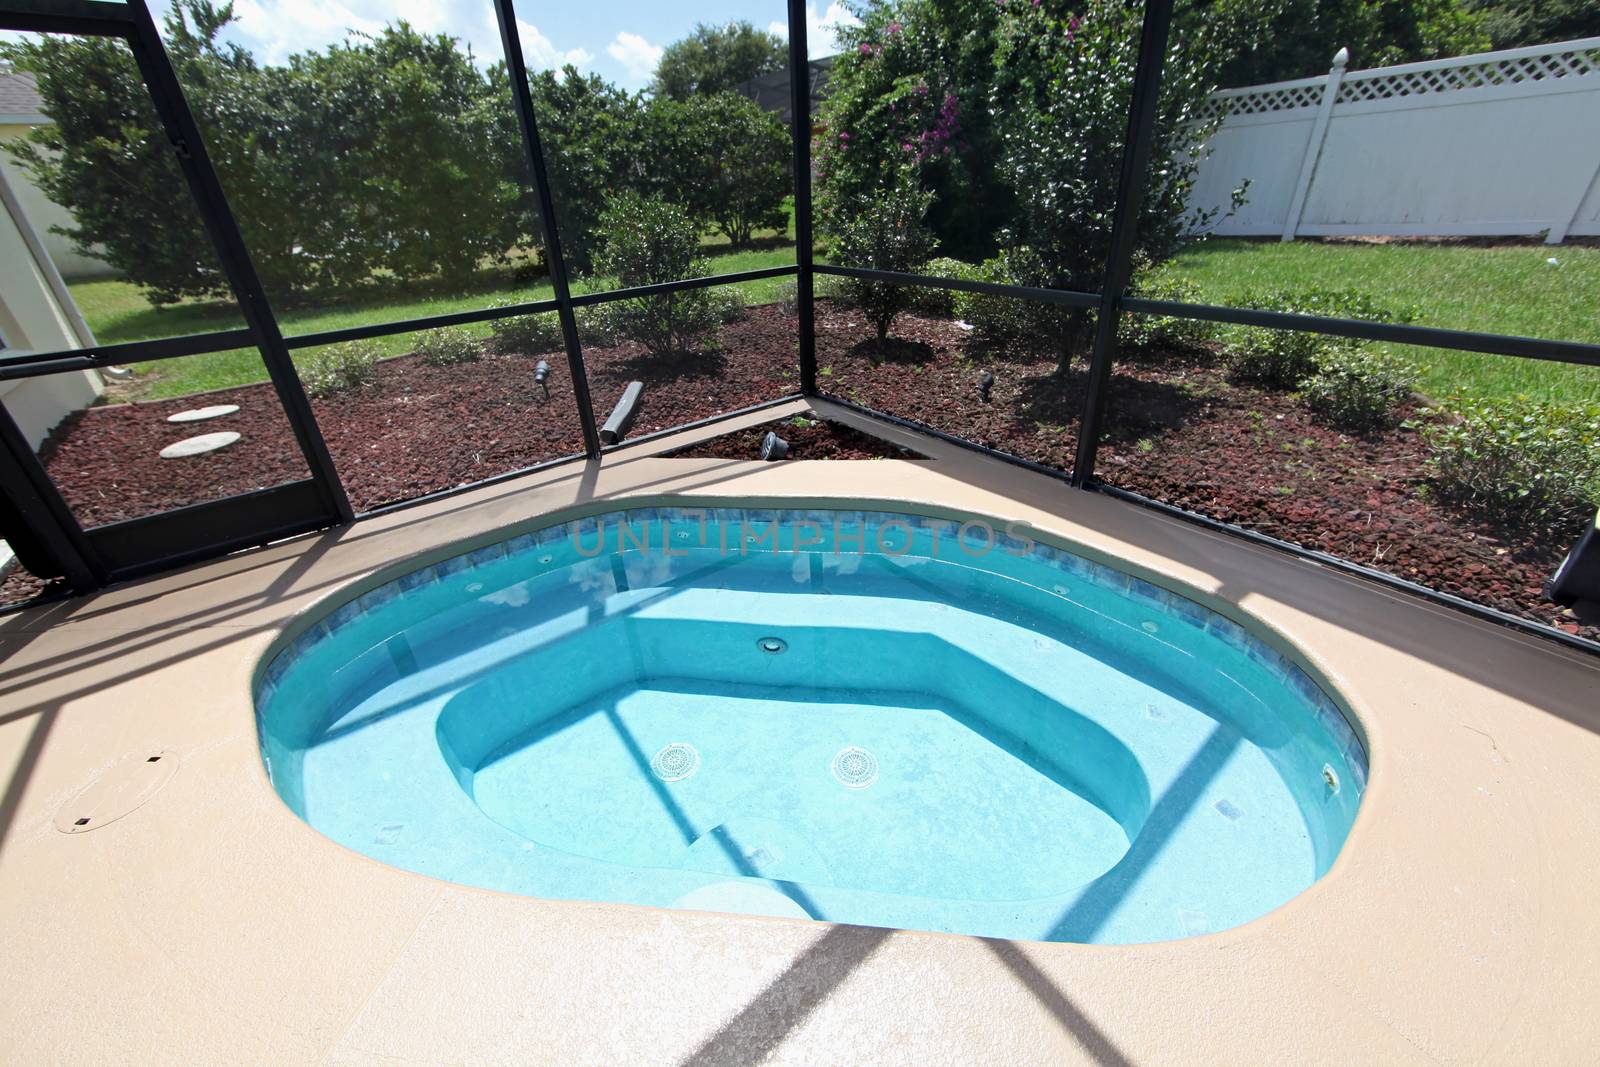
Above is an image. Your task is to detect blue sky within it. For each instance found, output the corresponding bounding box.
[148,0,861,89]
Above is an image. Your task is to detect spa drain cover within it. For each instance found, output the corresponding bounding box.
[830,746,879,789]
[651,742,700,783]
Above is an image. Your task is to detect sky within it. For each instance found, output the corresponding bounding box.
[138,0,863,90]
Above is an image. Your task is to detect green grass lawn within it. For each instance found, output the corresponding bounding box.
[75,220,801,401]
[74,231,1600,405]
[1165,239,1600,404]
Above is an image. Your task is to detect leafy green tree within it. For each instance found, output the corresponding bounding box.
[1464,0,1600,50]
[815,0,1015,263]
[527,66,643,273]
[1211,0,1490,86]
[3,2,524,302]
[652,20,786,99]
[292,24,509,283]
[993,0,1254,366]
[0,2,242,303]
[820,0,1257,370]
[638,92,789,247]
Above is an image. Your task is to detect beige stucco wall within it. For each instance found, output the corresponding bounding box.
[0,122,116,280]
[0,145,101,449]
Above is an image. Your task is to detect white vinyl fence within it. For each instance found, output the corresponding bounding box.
[1186,38,1600,244]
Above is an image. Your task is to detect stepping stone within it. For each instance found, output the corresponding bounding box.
[166,404,240,424]
[160,431,241,459]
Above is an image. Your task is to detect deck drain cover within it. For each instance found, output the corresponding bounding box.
[831,746,879,789]
[54,750,179,834]
[650,742,700,783]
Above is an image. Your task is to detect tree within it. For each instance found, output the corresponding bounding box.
[815,0,1015,263]
[1209,0,1490,87]
[817,0,1258,370]
[278,23,509,286]
[1,2,523,303]
[1464,0,1600,50]
[1,2,241,303]
[525,66,643,273]
[651,20,786,99]
[637,92,789,247]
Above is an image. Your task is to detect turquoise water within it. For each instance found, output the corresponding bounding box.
[256,506,1366,944]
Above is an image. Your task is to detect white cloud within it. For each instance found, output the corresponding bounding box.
[517,18,593,71]
[195,0,591,74]
[768,2,862,58]
[228,0,382,65]
[605,31,663,86]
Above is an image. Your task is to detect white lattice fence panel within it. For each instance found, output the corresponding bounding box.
[1187,38,1600,242]
[1197,81,1322,124]
[1338,43,1600,103]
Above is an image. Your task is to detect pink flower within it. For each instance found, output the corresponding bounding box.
[887,21,902,34]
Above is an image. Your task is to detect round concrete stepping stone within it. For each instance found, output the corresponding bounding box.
[160,431,241,459]
[166,404,240,424]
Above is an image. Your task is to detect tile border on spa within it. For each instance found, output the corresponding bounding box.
[256,504,1369,784]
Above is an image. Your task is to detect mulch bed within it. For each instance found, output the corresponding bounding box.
[810,299,1594,642]
[25,304,803,531]
[9,298,1595,643]
[664,416,925,461]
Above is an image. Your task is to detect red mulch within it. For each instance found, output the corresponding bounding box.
[10,298,1595,644]
[0,563,60,608]
[814,300,1594,642]
[664,416,926,460]
[26,304,802,530]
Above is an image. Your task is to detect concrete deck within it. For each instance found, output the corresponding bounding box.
[2,399,1597,1065]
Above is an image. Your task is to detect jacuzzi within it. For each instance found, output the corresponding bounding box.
[255,504,1366,944]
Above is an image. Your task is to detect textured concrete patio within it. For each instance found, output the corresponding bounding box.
[2,399,1597,1065]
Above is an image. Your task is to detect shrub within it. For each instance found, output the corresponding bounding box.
[1299,347,1418,430]
[827,172,937,349]
[489,302,564,353]
[776,280,799,316]
[1224,286,1417,388]
[300,340,382,398]
[595,193,722,357]
[575,304,620,347]
[908,257,975,317]
[952,247,1074,354]
[710,287,747,324]
[1226,328,1337,388]
[1423,398,1600,524]
[1118,267,1216,354]
[413,327,480,366]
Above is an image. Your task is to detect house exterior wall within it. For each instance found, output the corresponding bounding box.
[0,155,102,451]
[0,122,117,279]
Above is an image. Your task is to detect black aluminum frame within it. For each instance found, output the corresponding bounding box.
[1,0,1597,658]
